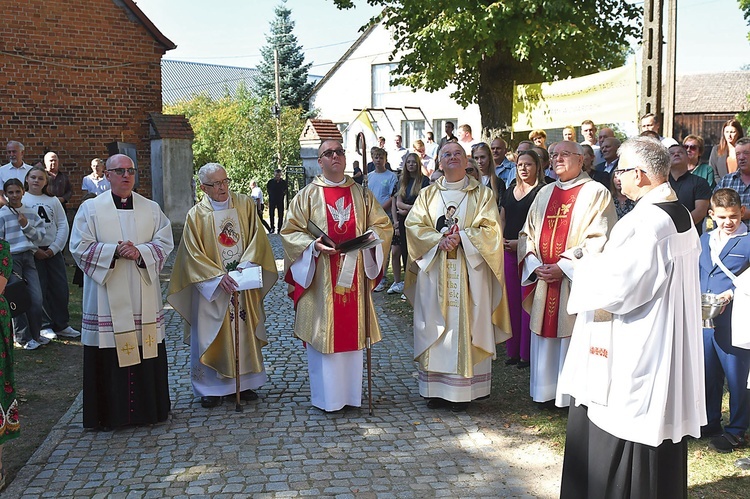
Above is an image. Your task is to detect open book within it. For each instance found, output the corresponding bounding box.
[307,220,382,253]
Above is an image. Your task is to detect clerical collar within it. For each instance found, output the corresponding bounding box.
[556,172,587,190]
[323,177,346,186]
[440,177,468,190]
[208,197,231,211]
[111,191,133,210]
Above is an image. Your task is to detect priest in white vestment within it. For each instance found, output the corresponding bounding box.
[281,140,392,412]
[168,163,278,409]
[518,140,616,407]
[405,142,511,412]
[558,136,705,498]
[70,154,174,430]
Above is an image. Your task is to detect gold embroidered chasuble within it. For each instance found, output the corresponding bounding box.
[405,177,512,378]
[518,173,617,339]
[281,175,392,354]
[168,192,277,378]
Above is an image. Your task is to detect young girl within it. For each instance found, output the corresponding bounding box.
[0,178,45,350]
[24,166,80,340]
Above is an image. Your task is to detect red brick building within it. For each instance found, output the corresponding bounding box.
[0,0,175,206]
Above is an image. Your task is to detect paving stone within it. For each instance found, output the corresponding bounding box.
[8,235,562,498]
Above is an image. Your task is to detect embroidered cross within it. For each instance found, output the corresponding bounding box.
[144,335,154,347]
[545,203,572,248]
[121,342,135,355]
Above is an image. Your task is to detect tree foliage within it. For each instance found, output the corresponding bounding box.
[256,1,315,109]
[165,84,306,196]
[332,0,641,130]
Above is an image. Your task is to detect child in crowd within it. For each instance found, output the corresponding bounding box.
[699,188,750,452]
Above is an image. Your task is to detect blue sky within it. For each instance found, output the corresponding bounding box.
[135,0,750,76]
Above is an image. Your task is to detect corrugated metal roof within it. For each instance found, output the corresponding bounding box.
[161,60,261,105]
[675,72,750,114]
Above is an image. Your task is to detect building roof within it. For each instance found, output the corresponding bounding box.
[300,119,343,142]
[148,113,194,140]
[676,71,750,114]
[121,0,176,50]
[161,60,261,105]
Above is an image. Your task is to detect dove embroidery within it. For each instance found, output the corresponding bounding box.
[327,197,351,229]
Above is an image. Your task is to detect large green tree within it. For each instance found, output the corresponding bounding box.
[256,1,315,109]
[332,0,641,130]
[165,84,306,196]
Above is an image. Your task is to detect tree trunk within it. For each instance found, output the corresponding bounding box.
[477,45,540,141]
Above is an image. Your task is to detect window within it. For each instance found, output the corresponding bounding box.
[372,63,405,107]
[433,119,458,140]
[401,120,426,149]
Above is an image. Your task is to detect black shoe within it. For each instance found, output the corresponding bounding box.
[505,357,520,365]
[201,396,221,408]
[701,423,723,439]
[450,402,470,412]
[710,432,745,453]
[517,360,530,369]
[426,397,449,409]
[240,389,258,401]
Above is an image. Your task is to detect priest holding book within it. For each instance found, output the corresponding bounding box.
[281,140,392,412]
[168,163,278,409]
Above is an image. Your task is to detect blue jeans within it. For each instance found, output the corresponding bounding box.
[11,250,44,344]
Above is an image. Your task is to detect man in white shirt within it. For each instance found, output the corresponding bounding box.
[457,124,478,154]
[0,141,33,205]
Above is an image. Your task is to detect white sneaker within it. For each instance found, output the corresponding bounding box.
[23,339,41,350]
[387,281,404,294]
[36,336,51,345]
[374,280,387,292]
[56,326,81,338]
[400,293,407,300]
[40,328,57,340]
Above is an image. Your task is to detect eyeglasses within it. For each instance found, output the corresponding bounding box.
[441,151,464,159]
[550,151,581,160]
[614,168,640,176]
[684,144,699,151]
[203,178,231,188]
[107,168,137,177]
[319,148,346,159]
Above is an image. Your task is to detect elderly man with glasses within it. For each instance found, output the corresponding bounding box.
[518,140,616,409]
[168,163,277,409]
[281,140,392,412]
[70,154,174,431]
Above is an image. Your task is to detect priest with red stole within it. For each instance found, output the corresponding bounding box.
[281,140,392,412]
[518,140,616,407]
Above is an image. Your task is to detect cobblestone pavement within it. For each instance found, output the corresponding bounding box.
[6,234,562,498]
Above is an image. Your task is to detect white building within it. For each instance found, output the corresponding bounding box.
[309,21,481,167]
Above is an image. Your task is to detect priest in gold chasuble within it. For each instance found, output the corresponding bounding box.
[518,141,616,407]
[168,163,277,409]
[405,142,511,412]
[281,140,392,412]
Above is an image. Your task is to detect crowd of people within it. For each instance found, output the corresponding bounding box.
[1,112,749,495]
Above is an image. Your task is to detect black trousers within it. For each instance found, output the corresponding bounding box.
[268,199,284,231]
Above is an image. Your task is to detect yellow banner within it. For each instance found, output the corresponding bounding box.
[512,62,637,132]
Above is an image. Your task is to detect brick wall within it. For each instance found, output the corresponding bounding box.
[0,0,172,207]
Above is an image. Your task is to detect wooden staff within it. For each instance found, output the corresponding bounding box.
[232,290,243,412]
[356,131,373,415]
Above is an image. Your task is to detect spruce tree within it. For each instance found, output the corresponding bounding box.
[257,1,314,110]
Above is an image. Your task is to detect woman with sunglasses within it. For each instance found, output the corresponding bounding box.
[500,150,545,368]
[683,135,715,189]
[472,142,505,206]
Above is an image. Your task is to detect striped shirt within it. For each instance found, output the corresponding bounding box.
[0,205,45,254]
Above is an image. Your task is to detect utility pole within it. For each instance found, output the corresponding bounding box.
[663,0,678,138]
[640,0,664,122]
[273,47,282,171]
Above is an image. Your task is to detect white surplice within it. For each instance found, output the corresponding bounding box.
[558,183,706,446]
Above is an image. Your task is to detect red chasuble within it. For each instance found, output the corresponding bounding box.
[538,184,584,338]
[284,185,361,352]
